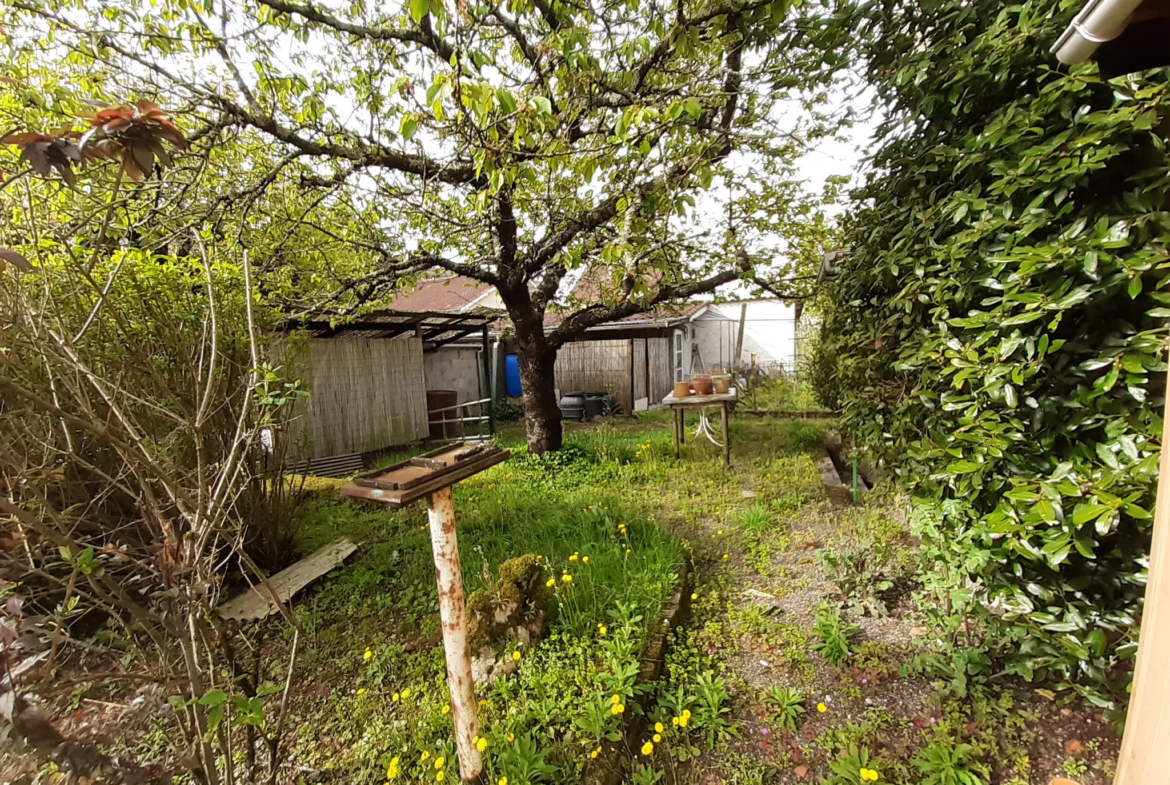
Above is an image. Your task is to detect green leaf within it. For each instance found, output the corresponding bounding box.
[408,0,429,22]
[1072,503,1110,527]
[531,96,552,115]
[207,705,224,734]
[400,115,417,142]
[198,689,229,707]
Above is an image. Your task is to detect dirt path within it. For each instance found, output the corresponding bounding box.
[657,424,1120,785]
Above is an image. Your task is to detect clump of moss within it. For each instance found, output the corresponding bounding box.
[466,554,550,648]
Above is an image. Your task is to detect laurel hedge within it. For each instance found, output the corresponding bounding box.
[816,0,1170,722]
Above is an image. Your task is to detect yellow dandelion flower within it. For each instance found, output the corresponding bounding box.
[420,751,430,762]
[499,779,509,785]
[387,757,400,779]
[546,578,556,588]
[611,703,625,715]
[671,717,680,726]
[498,500,503,505]
[598,625,608,635]
[476,737,488,752]
[626,548,632,554]
[363,648,373,661]
[611,694,621,704]
[401,688,411,699]
[640,741,654,756]
[536,555,543,560]
[816,702,827,713]
[436,772,445,782]
[690,593,698,601]
[441,704,450,715]
[562,573,573,583]
[655,722,664,734]
[434,757,445,770]
[357,688,367,696]
[722,553,730,561]
[512,650,522,661]
[479,700,487,707]
[507,733,515,743]
[569,553,579,562]
[582,556,589,564]
[590,747,601,759]
[393,692,400,702]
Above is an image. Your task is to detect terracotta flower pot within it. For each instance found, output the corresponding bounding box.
[713,376,731,394]
[673,381,692,398]
[692,375,714,396]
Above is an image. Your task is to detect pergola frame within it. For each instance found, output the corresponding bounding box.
[281,309,494,353]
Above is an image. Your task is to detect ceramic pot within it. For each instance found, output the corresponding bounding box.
[713,376,731,394]
[673,381,692,398]
[692,375,714,396]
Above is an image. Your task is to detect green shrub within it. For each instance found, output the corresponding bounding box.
[818,0,1170,723]
[913,742,986,785]
[812,603,860,665]
[764,687,806,731]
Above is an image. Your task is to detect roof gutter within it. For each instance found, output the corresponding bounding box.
[1052,0,1146,63]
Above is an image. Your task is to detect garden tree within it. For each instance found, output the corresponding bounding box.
[4,0,850,453]
[816,0,1170,722]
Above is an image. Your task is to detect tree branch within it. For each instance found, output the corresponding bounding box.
[549,263,748,347]
[256,0,456,61]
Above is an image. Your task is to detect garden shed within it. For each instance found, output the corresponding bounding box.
[544,311,697,412]
[278,310,492,474]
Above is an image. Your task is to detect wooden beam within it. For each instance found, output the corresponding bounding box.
[218,540,357,621]
[1113,366,1170,785]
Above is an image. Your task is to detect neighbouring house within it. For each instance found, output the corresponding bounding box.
[276,308,494,476]
[688,299,804,376]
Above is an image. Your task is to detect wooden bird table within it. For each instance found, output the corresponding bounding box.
[662,389,736,469]
[341,442,509,784]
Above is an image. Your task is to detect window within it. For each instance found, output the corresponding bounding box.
[673,329,685,382]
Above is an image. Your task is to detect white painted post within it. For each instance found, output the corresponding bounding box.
[426,487,482,783]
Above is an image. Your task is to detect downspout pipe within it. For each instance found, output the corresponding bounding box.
[1052,0,1146,63]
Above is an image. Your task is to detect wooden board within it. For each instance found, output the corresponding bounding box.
[218,539,357,621]
[1113,367,1170,785]
[341,444,509,506]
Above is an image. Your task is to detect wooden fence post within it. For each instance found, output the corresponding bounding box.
[1113,367,1170,785]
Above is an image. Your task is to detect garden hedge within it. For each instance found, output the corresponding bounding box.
[816,0,1170,723]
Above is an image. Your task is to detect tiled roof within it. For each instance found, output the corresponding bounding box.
[542,301,705,329]
[389,275,493,312]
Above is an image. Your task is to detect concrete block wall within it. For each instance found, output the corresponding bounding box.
[423,345,484,404]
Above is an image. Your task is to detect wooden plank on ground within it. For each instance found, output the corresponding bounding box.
[218,539,357,621]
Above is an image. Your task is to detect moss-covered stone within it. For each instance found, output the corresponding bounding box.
[466,554,550,649]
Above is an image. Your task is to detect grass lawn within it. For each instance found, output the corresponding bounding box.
[271,413,1118,785]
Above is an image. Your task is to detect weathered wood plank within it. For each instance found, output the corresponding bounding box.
[1114,368,1170,785]
[218,539,357,621]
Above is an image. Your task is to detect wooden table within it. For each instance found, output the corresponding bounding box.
[662,389,736,468]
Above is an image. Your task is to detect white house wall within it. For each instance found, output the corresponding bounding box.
[690,301,798,372]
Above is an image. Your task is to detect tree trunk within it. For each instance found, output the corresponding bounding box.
[514,322,562,454]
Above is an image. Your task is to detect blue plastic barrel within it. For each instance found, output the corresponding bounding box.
[505,354,522,397]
